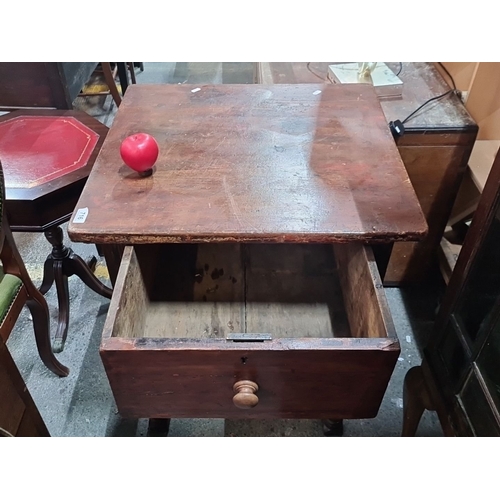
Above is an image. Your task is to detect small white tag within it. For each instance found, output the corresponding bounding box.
[191,87,201,93]
[406,335,412,343]
[312,90,322,95]
[73,207,89,224]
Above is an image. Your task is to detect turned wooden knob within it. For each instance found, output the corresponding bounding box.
[233,380,259,409]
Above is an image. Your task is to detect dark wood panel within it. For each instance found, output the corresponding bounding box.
[0,341,49,437]
[385,140,476,284]
[100,342,398,419]
[0,62,98,110]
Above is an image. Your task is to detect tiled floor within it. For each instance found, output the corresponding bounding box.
[6,63,443,437]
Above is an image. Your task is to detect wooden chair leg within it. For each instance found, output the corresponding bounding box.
[1,218,69,377]
[127,63,137,84]
[402,366,436,436]
[101,62,122,107]
[26,291,69,377]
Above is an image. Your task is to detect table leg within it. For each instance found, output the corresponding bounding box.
[372,243,394,282]
[402,366,436,437]
[43,226,113,352]
[98,244,125,287]
[147,418,171,437]
[322,419,344,436]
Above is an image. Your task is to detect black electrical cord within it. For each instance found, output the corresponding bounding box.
[437,62,457,90]
[396,62,403,76]
[402,89,456,125]
[400,63,458,126]
[390,63,459,136]
[306,62,326,82]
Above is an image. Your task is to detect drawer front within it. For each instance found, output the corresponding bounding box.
[101,242,399,420]
[101,339,398,419]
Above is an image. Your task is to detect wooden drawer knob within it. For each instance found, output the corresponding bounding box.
[233,380,259,409]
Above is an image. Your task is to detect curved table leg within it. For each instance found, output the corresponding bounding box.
[39,255,55,295]
[402,366,436,437]
[52,260,70,354]
[64,252,112,299]
[43,225,112,352]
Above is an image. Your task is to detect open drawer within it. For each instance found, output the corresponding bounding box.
[100,243,400,420]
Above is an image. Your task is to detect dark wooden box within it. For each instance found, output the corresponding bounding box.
[100,242,400,420]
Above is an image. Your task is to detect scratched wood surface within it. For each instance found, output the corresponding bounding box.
[69,83,426,245]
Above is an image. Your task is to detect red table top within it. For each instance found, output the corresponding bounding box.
[0,115,99,189]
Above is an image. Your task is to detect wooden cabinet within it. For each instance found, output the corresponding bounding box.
[0,62,98,110]
[403,148,500,436]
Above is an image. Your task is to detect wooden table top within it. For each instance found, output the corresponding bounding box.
[68,83,427,245]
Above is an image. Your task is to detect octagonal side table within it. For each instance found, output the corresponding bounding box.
[0,110,113,353]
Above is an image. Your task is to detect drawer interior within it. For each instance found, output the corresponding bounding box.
[110,242,394,342]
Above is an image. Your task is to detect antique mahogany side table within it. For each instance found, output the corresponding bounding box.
[69,84,427,435]
[0,110,113,353]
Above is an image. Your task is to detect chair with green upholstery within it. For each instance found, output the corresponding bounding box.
[0,160,68,377]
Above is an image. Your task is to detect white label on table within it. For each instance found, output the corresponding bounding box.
[73,207,89,224]
[191,87,201,93]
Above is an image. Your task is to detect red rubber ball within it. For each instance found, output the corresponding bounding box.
[120,133,159,172]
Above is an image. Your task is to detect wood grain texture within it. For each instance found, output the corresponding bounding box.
[105,244,350,340]
[69,83,426,245]
[335,243,396,340]
[100,340,399,419]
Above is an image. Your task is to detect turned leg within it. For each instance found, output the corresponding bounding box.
[402,366,436,436]
[147,418,171,437]
[322,419,344,437]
